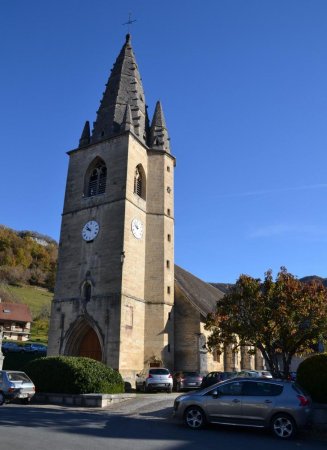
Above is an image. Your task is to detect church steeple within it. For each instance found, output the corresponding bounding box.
[149,101,170,153]
[91,34,148,144]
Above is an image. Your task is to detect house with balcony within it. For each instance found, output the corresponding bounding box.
[0,303,32,341]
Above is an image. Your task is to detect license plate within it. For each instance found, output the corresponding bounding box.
[188,383,196,386]
[19,394,28,398]
[155,384,165,387]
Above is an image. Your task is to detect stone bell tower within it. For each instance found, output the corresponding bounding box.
[48,34,175,382]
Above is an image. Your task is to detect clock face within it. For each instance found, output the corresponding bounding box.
[82,220,99,242]
[131,218,143,239]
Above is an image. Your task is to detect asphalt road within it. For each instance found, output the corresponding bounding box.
[0,393,325,450]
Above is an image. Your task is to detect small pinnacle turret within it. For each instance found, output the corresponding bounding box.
[149,101,170,153]
[121,103,134,132]
[91,34,148,144]
[79,121,90,147]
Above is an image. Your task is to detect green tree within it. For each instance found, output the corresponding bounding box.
[205,268,327,378]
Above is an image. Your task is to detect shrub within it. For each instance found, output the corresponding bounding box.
[297,353,327,403]
[25,356,125,394]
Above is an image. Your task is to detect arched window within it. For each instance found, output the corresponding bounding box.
[85,159,107,197]
[83,281,92,302]
[133,164,146,200]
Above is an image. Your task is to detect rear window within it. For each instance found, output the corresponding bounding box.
[149,369,170,375]
[243,381,283,396]
[7,372,31,382]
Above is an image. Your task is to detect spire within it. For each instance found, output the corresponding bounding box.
[149,101,170,152]
[79,120,90,147]
[91,34,148,144]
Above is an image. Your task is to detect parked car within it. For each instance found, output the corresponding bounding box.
[173,372,203,391]
[21,343,47,355]
[1,342,23,354]
[135,367,173,393]
[200,371,236,389]
[235,370,272,378]
[256,370,273,378]
[173,377,312,439]
[0,370,35,405]
[279,371,297,381]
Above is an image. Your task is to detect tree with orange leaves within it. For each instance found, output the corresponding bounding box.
[205,268,327,378]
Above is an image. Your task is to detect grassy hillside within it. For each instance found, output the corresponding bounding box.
[1,284,53,318]
[0,284,52,343]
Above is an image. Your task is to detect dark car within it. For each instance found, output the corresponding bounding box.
[21,343,47,355]
[173,372,203,391]
[200,371,236,389]
[0,370,35,405]
[173,378,312,439]
[1,342,22,354]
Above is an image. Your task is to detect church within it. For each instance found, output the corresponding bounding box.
[48,34,262,385]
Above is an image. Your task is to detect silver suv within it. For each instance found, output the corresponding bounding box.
[136,367,173,393]
[173,378,312,439]
[0,371,35,405]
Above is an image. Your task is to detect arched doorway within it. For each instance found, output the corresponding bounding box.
[78,327,102,361]
[64,318,103,362]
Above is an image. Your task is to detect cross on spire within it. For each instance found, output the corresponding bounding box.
[122,12,136,33]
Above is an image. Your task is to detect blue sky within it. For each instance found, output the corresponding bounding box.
[1,0,327,283]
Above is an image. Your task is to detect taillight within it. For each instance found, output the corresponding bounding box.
[168,374,172,378]
[147,374,153,379]
[8,388,15,393]
[298,395,309,406]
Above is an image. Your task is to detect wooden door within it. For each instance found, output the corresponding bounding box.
[78,328,102,361]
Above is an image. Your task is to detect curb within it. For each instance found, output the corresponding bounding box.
[34,392,136,408]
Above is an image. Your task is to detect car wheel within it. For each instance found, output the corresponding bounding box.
[20,398,31,405]
[176,382,181,392]
[184,406,206,429]
[167,387,172,394]
[271,414,296,439]
[143,383,149,393]
[0,392,5,406]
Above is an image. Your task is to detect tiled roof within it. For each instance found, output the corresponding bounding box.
[175,265,225,316]
[0,303,32,323]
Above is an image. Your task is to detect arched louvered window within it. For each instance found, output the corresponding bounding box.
[133,165,146,200]
[85,159,107,197]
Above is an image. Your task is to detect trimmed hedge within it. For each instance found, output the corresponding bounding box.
[297,353,327,403]
[25,356,125,394]
[3,352,42,371]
